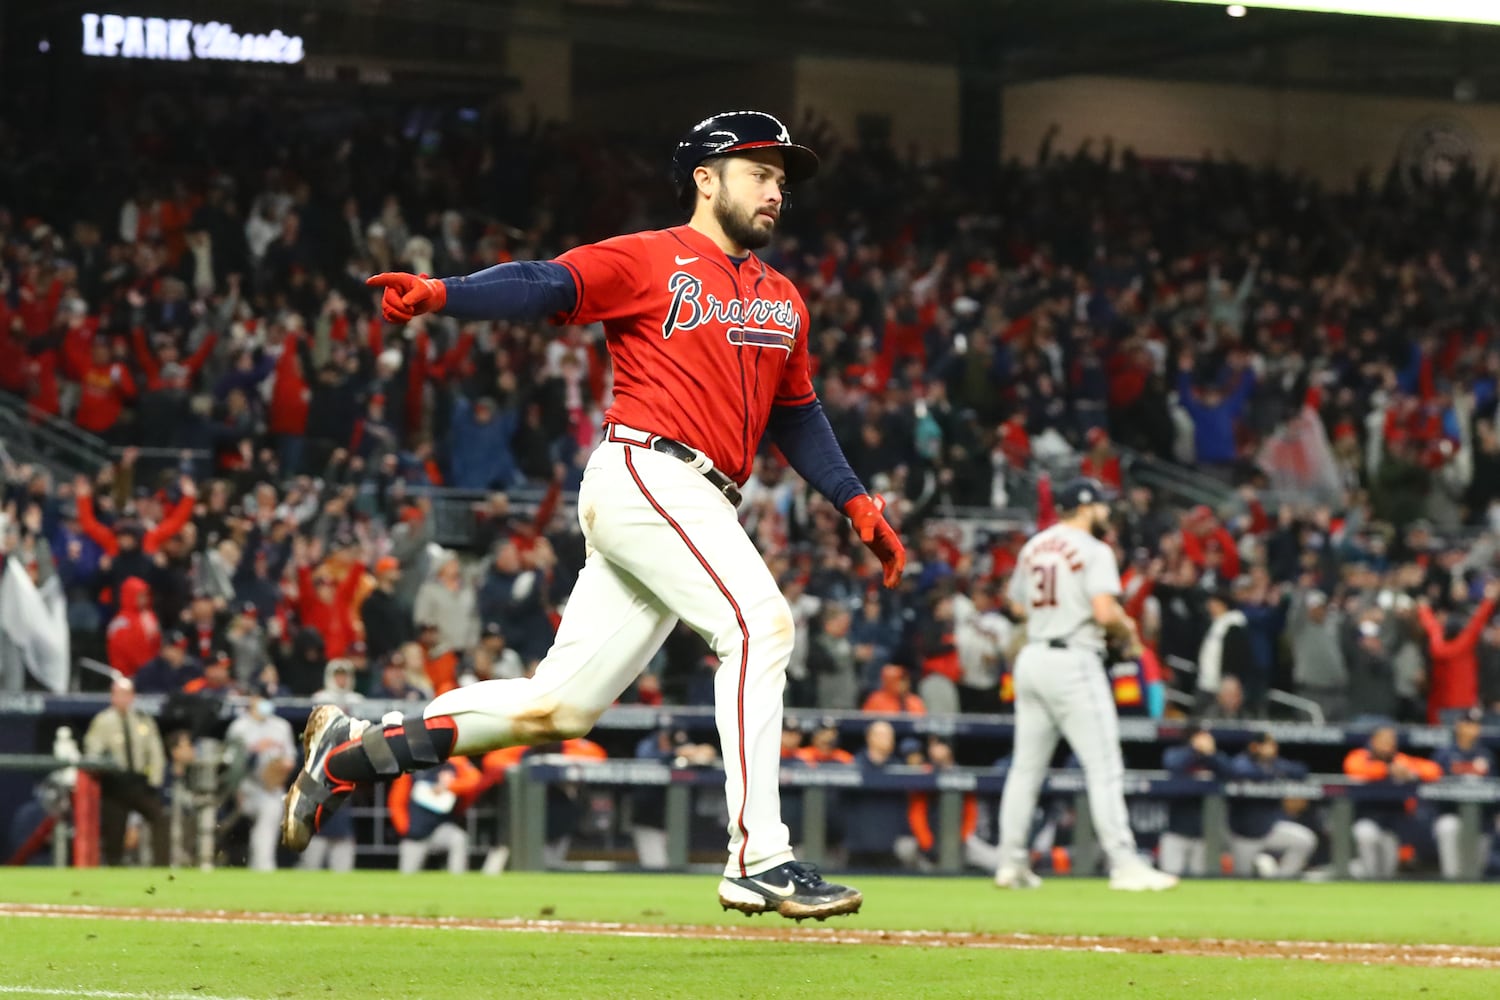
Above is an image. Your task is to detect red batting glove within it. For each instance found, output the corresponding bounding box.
[844,494,906,589]
[365,272,448,324]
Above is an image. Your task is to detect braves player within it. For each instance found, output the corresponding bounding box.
[280,111,905,920]
[994,478,1177,891]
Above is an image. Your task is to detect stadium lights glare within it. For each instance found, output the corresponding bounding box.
[1165,1,1500,27]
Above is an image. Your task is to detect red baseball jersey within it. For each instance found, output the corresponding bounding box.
[551,225,814,484]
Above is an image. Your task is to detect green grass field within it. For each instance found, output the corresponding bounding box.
[3,870,1499,999]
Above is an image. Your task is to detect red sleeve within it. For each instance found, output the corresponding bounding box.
[551,234,654,325]
[1215,528,1241,579]
[106,620,130,673]
[388,775,412,836]
[447,756,484,798]
[184,332,217,375]
[336,564,363,605]
[772,301,816,407]
[113,364,137,400]
[77,494,119,556]
[961,795,978,842]
[529,477,561,539]
[296,565,315,614]
[1124,577,1155,624]
[63,332,91,381]
[907,793,934,853]
[277,332,300,376]
[1036,473,1056,531]
[131,328,160,382]
[1455,598,1496,653]
[143,496,193,554]
[432,330,474,382]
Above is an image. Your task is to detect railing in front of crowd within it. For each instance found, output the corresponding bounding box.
[4,691,1490,751]
[0,394,113,481]
[503,757,1496,879]
[7,693,1497,876]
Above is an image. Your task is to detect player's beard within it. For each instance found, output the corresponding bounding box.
[714,188,775,251]
[1090,508,1111,540]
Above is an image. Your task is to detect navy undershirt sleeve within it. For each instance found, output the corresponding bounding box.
[766,400,867,510]
[440,260,578,321]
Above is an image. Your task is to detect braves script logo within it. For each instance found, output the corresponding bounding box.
[662,271,799,351]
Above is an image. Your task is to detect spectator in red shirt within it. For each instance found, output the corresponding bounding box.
[73,337,136,437]
[1417,584,1499,724]
[1079,427,1123,491]
[105,576,161,678]
[75,475,195,559]
[291,538,364,659]
[1179,505,1241,582]
[861,665,927,715]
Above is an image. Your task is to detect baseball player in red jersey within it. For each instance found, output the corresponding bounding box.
[281,111,905,920]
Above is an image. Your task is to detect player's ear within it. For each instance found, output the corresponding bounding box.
[692,163,717,203]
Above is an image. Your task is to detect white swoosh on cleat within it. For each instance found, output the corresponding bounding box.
[753,880,796,897]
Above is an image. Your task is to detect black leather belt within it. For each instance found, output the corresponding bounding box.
[608,424,742,508]
[1047,639,1069,650]
[651,437,743,508]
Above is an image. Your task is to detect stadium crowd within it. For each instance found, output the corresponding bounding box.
[4,94,1500,727]
[4,90,1500,875]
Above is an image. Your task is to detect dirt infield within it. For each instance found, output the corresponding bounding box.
[4,902,1499,970]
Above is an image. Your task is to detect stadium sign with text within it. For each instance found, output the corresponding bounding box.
[81,13,305,64]
[1167,1,1500,26]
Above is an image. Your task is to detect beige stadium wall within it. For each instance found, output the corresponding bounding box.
[1003,75,1500,187]
[793,56,962,158]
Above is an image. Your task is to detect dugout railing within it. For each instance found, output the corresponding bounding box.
[503,757,1499,881]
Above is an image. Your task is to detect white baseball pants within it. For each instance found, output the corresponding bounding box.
[241,784,285,873]
[1157,832,1208,876]
[424,429,796,879]
[998,645,1141,874]
[1434,813,1492,880]
[398,822,469,874]
[1230,821,1317,877]
[1351,819,1400,879]
[298,835,356,873]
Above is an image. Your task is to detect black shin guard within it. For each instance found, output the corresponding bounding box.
[325,715,457,783]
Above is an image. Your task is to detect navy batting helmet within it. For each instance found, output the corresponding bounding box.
[1054,477,1111,511]
[671,111,819,208]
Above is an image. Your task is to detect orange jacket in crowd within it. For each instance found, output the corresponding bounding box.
[795,745,855,766]
[388,757,483,837]
[1417,597,1496,724]
[461,739,609,806]
[1343,748,1443,784]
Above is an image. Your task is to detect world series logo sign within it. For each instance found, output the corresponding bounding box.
[81,13,305,64]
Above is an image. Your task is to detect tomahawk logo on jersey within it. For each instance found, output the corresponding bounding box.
[551,225,813,484]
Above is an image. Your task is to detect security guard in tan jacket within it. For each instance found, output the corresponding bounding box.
[83,677,168,865]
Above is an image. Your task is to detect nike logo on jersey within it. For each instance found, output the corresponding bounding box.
[674,255,699,265]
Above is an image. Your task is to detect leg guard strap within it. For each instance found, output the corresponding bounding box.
[405,716,441,766]
[362,723,402,777]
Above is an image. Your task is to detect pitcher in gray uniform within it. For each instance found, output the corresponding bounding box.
[994,478,1178,892]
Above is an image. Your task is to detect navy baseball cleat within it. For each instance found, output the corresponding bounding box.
[281,704,368,851]
[718,861,862,920]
